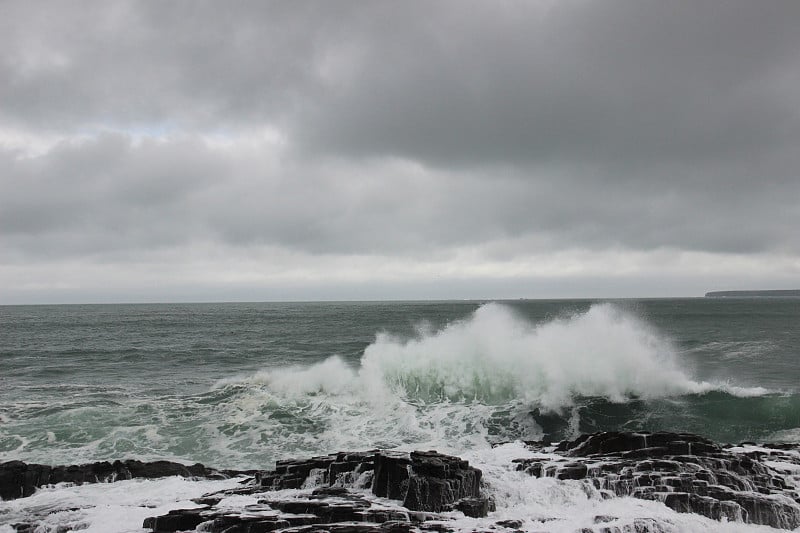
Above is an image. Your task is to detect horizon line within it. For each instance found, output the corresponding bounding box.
[0,295,710,306]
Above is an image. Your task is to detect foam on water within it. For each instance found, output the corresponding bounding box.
[1,302,776,470]
[1,445,783,533]
[202,303,769,462]
[452,442,786,533]
[3,300,797,531]
[0,476,242,532]
[714,341,776,359]
[231,302,768,408]
[358,302,768,408]
[768,428,800,443]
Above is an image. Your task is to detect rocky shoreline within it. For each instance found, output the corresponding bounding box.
[4,432,800,532]
[523,432,800,530]
[0,459,255,501]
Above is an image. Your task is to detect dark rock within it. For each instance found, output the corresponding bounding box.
[264,497,371,523]
[379,521,415,533]
[0,459,234,500]
[372,452,411,499]
[513,458,543,477]
[530,408,571,441]
[593,515,617,523]
[403,476,450,512]
[554,462,587,480]
[456,497,490,518]
[192,495,224,506]
[0,461,51,499]
[142,508,207,532]
[521,431,800,529]
[16,432,800,532]
[402,451,483,513]
[662,492,691,513]
[142,449,489,533]
[257,452,376,492]
[562,431,720,457]
[312,486,351,497]
[204,514,294,533]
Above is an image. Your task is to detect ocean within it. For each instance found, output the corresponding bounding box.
[2,298,799,532]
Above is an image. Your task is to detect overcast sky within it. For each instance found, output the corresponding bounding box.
[2,0,800,303]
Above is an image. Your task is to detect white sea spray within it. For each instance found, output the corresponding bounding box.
[0,476,243,533]
[201,303,769,463]
[1,301,794,532]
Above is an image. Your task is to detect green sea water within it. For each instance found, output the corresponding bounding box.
[1,298,799,469]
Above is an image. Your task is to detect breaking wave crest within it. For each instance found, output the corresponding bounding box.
[206,303,770,463]
[360,302,766,409]
[224,302,765,408]
[5,303,776,469]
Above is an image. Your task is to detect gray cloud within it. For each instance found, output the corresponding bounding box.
[5,1,799,163]
[295,1,800,169]
[1,0,799,301]
[2,133,797,264]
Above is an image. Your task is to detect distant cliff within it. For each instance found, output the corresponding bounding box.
[705,289,800,297]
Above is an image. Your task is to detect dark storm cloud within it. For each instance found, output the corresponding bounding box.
[1,0,800,301]
[0,1,346,130]
[299,1,800,168]
[4,1,799,166]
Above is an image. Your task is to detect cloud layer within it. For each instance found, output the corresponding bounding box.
[2,1,800,302]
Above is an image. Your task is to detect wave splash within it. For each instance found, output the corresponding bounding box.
[363,302,727,410]
[209,303,768,463]
[230,302,764,407]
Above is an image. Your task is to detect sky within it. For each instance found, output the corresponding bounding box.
[2,0,800,304]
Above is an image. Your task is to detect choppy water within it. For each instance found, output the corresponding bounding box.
[2,298,799,531]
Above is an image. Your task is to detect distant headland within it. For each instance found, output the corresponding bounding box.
[705,289,800,298]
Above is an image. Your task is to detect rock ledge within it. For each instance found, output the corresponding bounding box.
[142,450,489,533]
[517,431,800,530]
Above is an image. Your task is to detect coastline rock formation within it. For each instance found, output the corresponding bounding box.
[140,434,800,532]
[257,450,486,514]
[6,432,800,532]
[143,450,489,533]
[519,432,800,530]
[0,459,246,501]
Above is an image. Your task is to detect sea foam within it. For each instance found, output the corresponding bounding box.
[0,476,242,533]
[206,303,768,463]
[362,302,701,409]
[4,303,770,470]
[238,302,766,408]
[1,303,784,532]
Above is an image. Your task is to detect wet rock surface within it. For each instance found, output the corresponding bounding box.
[516,431,800,530]
[254,450,486,515]
[142,450,489,533]
[0,459,246,500]
[7,433,800,532]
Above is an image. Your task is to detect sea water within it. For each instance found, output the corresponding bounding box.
[1,298,799,531]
